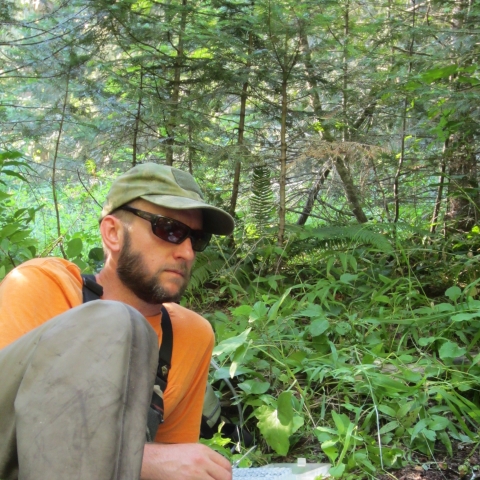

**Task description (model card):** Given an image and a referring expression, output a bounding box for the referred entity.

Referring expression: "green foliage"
[2,0,480,477]
[249,166,275,236]
[0,152,38,279]
[201,234,480,479]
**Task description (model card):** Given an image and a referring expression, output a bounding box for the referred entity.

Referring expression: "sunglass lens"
[153,218,212,252]
[191,232,212,252]
[153,219,189,244]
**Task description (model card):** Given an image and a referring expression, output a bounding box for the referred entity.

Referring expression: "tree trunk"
[300,13,368,225]
[296,168,331,225]
[335,155,368,223]
[132,68,143,167]
[230,32,252,217]
[278,71,288,246]
[52,69,70,259]
[430,139,448,234]
[394,0,415,223]
[165,0,187,166]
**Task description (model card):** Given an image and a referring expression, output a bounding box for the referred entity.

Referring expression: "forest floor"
[377,441,480,480]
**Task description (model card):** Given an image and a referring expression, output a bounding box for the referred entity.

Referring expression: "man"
[0,163,235,480]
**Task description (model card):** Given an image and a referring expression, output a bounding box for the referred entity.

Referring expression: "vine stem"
[51,67,70,259]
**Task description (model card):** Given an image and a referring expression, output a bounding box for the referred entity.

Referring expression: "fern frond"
[188,250,226,291]
[286,224,393,253]
[250,166,274,231]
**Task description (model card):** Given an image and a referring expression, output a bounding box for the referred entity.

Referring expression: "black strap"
[81,274,173,441]
[82,274,104,302]
[148,305,173,440]
[158,305,172,381]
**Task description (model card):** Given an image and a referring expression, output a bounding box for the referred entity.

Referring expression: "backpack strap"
[147,305,173,441]
[82,274,103,302]
[81,274,173,442]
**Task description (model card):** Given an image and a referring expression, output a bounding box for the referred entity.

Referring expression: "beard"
[116,230,190,305]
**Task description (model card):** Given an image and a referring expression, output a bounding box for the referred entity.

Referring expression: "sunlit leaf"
[439,341,466,360]
[213,328,252,356]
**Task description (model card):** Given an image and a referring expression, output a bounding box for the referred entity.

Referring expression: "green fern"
[250,166,274,232]
[188,249,227,292]
[286,224,393,253]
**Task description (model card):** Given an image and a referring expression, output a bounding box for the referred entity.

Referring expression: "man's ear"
[100,215,124,255]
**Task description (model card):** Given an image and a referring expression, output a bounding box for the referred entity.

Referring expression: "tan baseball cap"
[101,163,234,235]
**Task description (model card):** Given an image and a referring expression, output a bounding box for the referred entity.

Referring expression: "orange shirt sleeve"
[0,258,83,349]
[153,303,214,444]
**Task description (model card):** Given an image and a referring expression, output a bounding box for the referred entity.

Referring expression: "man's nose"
[173,237,196,261]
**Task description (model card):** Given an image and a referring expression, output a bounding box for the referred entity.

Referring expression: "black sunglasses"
[120,205,212,252]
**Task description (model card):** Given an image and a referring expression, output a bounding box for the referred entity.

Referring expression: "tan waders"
[0,300,158,480]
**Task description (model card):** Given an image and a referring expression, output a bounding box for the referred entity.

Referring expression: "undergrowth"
[188,228,480,479]
[3,156,480,478]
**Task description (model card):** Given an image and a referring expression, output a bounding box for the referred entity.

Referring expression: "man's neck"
[95,268,163,318]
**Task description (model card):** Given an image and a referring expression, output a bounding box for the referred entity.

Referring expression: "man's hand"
[141,443,232,480]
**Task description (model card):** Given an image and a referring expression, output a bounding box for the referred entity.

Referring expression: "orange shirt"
[0,257,214,444]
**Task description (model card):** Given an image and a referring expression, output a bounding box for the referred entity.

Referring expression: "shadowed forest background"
[1,1,480,478]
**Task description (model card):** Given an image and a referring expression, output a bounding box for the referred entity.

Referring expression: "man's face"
[116,201,202,305]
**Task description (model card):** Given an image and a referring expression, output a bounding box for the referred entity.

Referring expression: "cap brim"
[140,194,235,236]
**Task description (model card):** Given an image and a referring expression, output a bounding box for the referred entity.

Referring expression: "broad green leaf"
[255,404,303,455]
[66,238,83,258]
[332,411,349,435]
[329,463,346,478]
[421,65,458,83]
[277,392,293,425]
[249,301,268,322]
[373,295,390,304]
[378,405,396,417]
[300,304,323,317]
[237,380,270,395]
[268,288,292,321]
[445,286,462,301]
[309,318,329,337]
[229,342,249,378]
[379,421,400,435]
[0,223,20,239]
[212,365,252,381]
[340,273,358,284]
[433,302,455,312]
[0,151,22,161]
[418,336,437,346]
[335,322,351,335]
[378,274,392,284]
[337,421,355,464]
[352,451,376,472]
[321,440,339,463]
[88,247,104,261]
[451,312,480,322]
[410,418,428,442]
[371,374,412,393]
[428,415,450,431]
[2,170,28,182]
[232,305,252,317]
[438,341,466,360]
[213,328,252,356]
[422,429,436,442]
[72,258,87,271]
[0,191,11,201]
[315,426,339,438]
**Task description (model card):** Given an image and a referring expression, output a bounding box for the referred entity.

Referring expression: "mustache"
[160,262,190,276]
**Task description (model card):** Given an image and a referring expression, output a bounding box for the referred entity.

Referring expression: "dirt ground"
[377,442,480,480]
